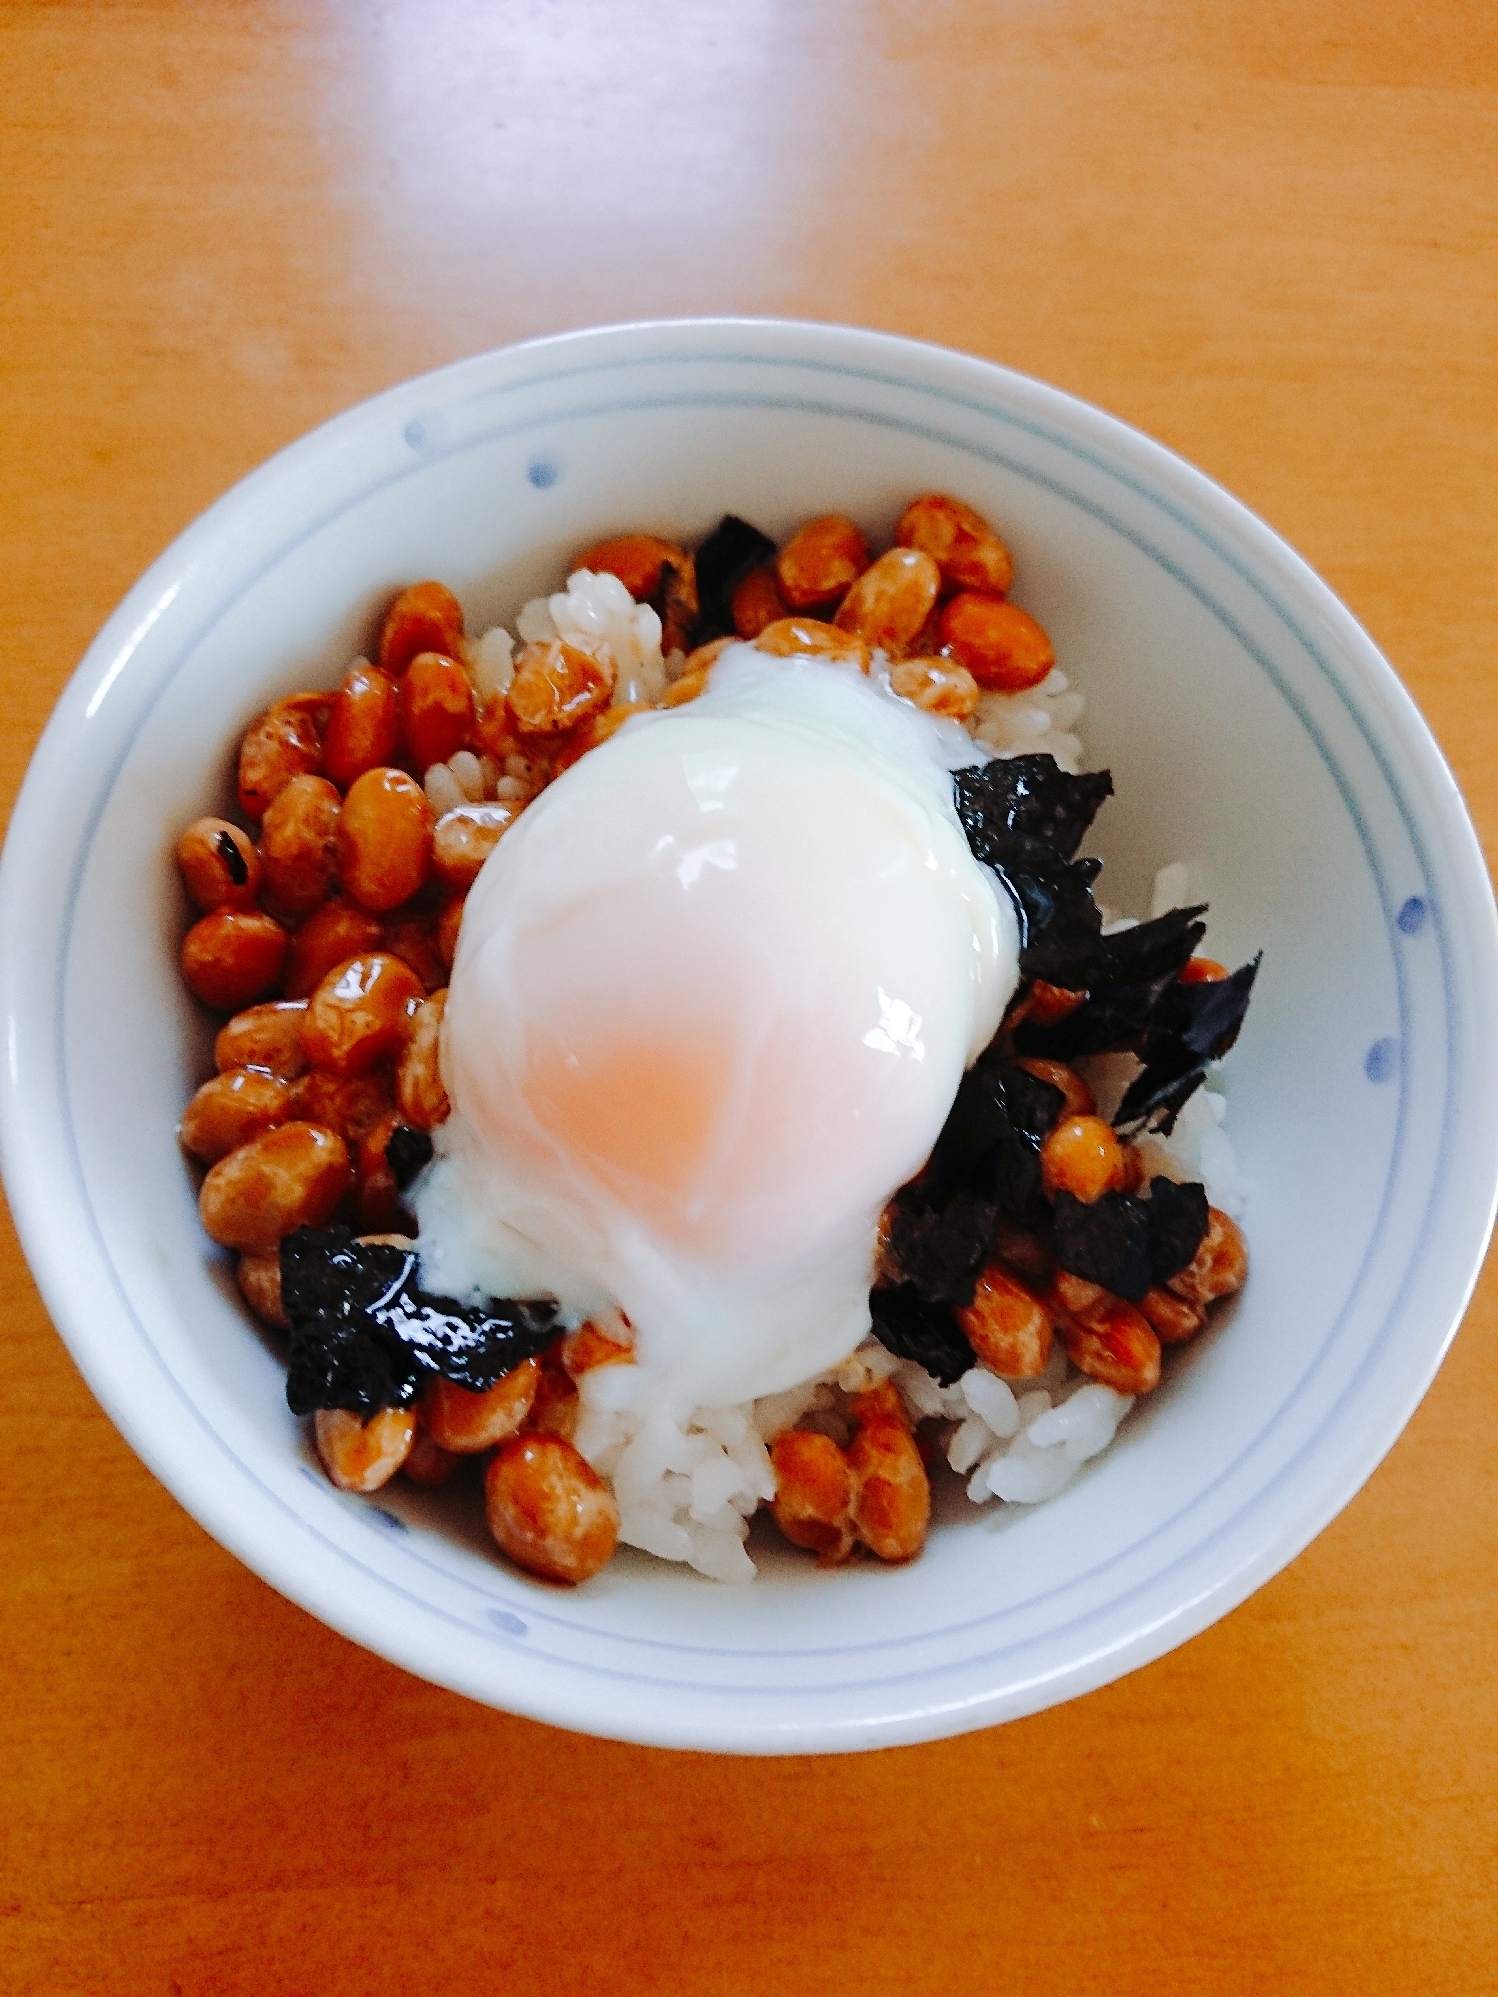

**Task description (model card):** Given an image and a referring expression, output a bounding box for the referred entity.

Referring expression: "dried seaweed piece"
[1114,956,1260,1132]
[954,755,1109,984]
[954,755,1114,862]
[1013,918,1203,1063]
[1018,904,1209,1022]
[953,752,1209,992]
[881,1191,1000,1305]
[215,828,249,887]
[1084,906,1210,988]
[932,1059,1065,1227]
[976,833,1108,986]
[688,514,778,645]
[878,1060,1061,1311]
[385,1124,433,1190]
[1052,1190,1154,1303]
[280,1226,560,1416]
[1051,1178,1212,1302]
[1146,1178,1210,1285]
[868,1285,974,1386]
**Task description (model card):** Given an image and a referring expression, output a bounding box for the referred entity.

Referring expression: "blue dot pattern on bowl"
[488,1609,529,1638]
[368,1508,408,1533]
[526,455,560,488]
[1397,896,1427,935]
[1365,1037,1400,1083]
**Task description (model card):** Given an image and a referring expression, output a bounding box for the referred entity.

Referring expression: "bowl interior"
[5,321,1493,1751]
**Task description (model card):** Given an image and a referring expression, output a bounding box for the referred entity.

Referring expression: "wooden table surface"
[3,4,1496,1991]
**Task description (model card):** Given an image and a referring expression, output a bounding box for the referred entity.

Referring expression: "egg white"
[414,648,1020,1410]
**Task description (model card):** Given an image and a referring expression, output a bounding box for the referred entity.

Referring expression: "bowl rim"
[3,314,1496,1752]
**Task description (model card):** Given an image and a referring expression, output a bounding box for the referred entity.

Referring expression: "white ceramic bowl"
[3,319,1495,1754]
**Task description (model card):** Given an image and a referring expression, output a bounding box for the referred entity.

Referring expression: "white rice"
[422,572,1244,1579]
[969,667,1086,772]
[514,568,672,706]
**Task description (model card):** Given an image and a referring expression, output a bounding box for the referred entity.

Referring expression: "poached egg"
[414,646,1019,1409]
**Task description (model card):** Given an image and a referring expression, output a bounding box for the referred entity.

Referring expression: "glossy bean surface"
[572,532,684,601]
[380,913,447,993]
[423,1358,541,1454]
[283,903,384,1001]
[485,1435,620,1585]
[833,546,941,652]
[180,909,289,1011]
[259,772,341,915]
[237,693,330,819]
[401,1425,460,1489]
[753,617,871,669]
[957,1263,1053,1377]
[769,1429,855,1563]
[337,767,432,911]
[895,492,1014,595]
[399,650,475,771]
[235,1250,288,1331]
[939,593,1055,692]
[290,1067,396,1145]
[849,1422,929,1563]
[198,1121,351,1251]
[1041,1114,1128,1203]
[1060,1298,1162,1396]
[887,655,980,719]
[1168,1208,1249,1307]
[179,1068,291,1162]
[377,580,465,678]
[395,989,450,1130]
[315,1406,417,1494]
[214,999,309,1079]
[323,662,400,790]
[730,563,789,637]
[506,638,614,734]
[301,951,424,1076]
[774,514,869,609]
[176,817,261,913]
[431,802,514,889]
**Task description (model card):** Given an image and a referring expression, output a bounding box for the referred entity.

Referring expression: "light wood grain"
[2,3,1495,1991]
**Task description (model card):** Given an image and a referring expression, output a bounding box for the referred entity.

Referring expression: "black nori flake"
[868,1285,975,1386]
[1052,1189,1154,1303]
[882,1191,1000,1305]
[940,1059,1065,1228]
[954,755,1114,862]
[1013,906,1207,1061]
[279,1225,560,1416]
[215,828,249,887]
[1146,1177,1210,1285]
[688,514,778,645]
[1051,1179,1212,1301]
[1113,955,1260,1132]
[954,756,1112,984]
[384,1123,434,1190]
[1019,894,1207,1004]
[953,753,1209,991]
[978,832,1108,986]
[878,1060,1061,1309]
